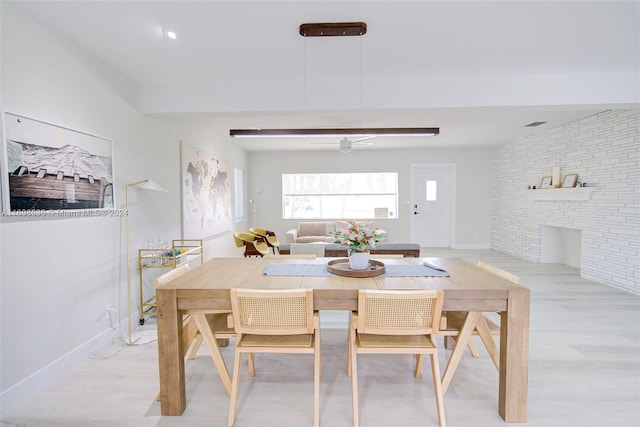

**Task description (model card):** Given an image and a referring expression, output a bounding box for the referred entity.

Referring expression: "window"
[234,168,245,220]
[282,173,398,219]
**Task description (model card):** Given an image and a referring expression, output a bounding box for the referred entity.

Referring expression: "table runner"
[263,263,449,277]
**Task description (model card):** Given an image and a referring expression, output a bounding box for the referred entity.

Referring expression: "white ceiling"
[8,1,640,152]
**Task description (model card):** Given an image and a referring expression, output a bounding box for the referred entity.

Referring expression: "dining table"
[156,256,530,422]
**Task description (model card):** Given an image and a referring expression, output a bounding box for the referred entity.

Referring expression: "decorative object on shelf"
[552,166,561,188]
[125,179,168,345]
[330,220,385,270]
[562,173,578,188]
[540,176,552,189]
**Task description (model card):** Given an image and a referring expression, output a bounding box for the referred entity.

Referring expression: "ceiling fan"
[311,136,375,153]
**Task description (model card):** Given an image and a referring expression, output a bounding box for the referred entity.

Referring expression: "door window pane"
[426,180,437,201]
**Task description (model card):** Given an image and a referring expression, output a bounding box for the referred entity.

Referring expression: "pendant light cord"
[360,35,363,128]
[304,36,308,129]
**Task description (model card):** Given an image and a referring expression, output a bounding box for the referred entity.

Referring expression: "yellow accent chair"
[233,231,270,257]
[249,227,280,254]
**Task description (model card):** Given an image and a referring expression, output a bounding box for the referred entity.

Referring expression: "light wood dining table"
[156,256,530,422]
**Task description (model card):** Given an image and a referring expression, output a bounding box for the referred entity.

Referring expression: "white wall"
[491,110,640,293]
[0,4,247,415]
[247,147,492,248]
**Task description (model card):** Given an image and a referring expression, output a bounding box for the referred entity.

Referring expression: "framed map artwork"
[180,142,231,238]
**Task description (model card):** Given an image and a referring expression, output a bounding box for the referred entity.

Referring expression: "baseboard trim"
[0,327,116,417]
[453,243,491,249]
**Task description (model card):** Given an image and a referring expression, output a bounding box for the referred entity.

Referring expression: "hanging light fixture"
[230,127,440,138]
[229,22,439,140]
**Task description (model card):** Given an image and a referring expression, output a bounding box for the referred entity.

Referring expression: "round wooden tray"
[327,258,386,277]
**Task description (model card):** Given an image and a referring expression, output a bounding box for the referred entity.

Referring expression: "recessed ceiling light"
[161,29,177,40]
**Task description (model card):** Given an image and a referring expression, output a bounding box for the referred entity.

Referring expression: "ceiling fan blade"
[352,135,376,143]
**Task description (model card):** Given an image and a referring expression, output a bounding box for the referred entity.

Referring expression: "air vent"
[525,121,547,127]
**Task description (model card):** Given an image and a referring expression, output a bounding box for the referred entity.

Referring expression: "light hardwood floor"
[2,250,639,427]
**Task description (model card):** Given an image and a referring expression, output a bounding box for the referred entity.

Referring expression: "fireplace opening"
[541,226,582,269]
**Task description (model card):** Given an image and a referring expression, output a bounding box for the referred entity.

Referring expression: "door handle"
[414,204,419,215]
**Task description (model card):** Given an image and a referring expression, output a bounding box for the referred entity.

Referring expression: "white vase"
[349,251,370,270]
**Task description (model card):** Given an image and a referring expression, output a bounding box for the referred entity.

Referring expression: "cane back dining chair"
[348,289,446,427]
[439,261,519,371]
[154,264,236,399]
[228,288,321,427]
[249,227,280,254]
[233,231,270,257]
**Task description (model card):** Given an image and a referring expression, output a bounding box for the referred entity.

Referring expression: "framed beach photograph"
[540,176,552,189]
[1,112,115,214]
[562,174,578,188]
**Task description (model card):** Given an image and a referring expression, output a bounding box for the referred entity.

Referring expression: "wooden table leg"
[191,313,232,395]
[499,288,530,422]
[156,288,186,415]
[441,311,482,394]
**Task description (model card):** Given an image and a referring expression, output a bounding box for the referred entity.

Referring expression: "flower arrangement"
[330,220,385,255]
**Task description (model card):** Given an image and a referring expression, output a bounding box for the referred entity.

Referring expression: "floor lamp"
[125,179,168,345]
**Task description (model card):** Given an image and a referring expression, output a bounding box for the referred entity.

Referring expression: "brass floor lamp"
[125,179,167,345]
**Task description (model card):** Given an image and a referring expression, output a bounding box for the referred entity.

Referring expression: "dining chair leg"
[441,311,482,394]
[467,339,480,357]
[414,354,424,378]
[475,316,500,371]
[444,336,455,350]
[314,342,320,427]
[349,317,359,427]
[430,353,447,427]
[317,318,322,378]
[347,313,353,377]
[186,334,203,360]
[228,349,243,427]
[192,313,232,395]
[247,353,256,376]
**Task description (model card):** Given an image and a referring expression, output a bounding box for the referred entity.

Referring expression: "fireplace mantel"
[528,187,595,201]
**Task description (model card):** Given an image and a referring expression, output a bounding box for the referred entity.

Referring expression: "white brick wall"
[492,110,640,293]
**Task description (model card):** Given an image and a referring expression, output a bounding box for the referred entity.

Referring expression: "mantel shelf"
[527,187,594,201]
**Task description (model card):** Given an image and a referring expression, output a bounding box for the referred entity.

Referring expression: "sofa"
[286,221,388,244]
[286,221,337,243]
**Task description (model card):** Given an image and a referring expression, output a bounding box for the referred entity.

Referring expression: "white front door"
[410,164,454,247]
